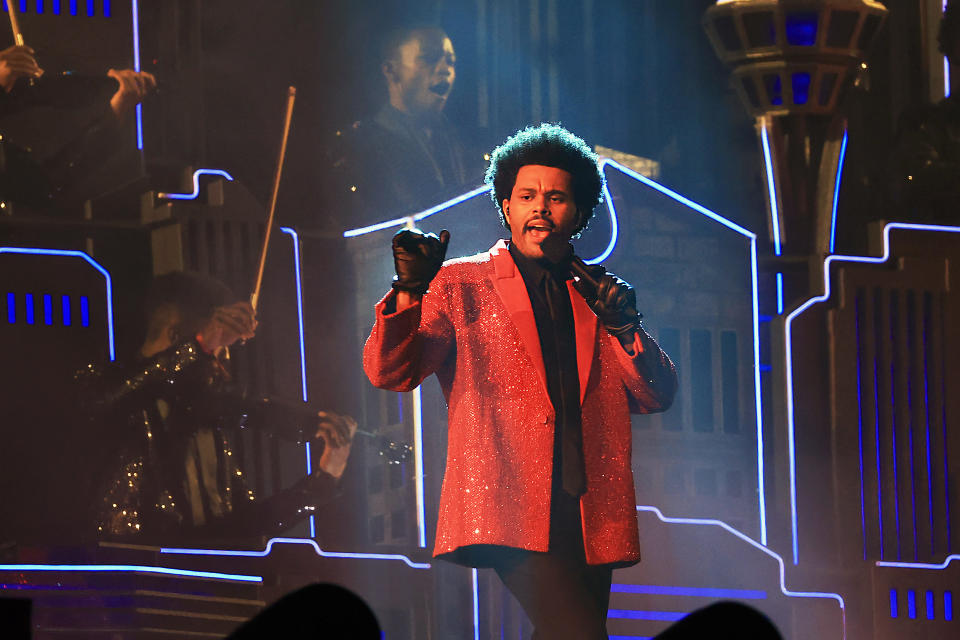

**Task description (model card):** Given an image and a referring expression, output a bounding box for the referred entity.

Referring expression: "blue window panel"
[24,293,35,325]
[52,0,59,14]
[889,588,898,618]
[61,295,71,326]
[42,294,52,325]
[907,589,917,619]
[792,72,811,105]
[80,295,90,327]
[785,12,818,46]
[764,74,783,106]
[103,0,109,17]
[945,591,953,621]
[36,0,43,13]
[86,0,93,16]
[70,0,77,16]
[6,293,14,324]
[19,1,27,14]
[926,590,935,620]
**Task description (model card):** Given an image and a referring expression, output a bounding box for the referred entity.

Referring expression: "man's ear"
[382,60,397,84]
[502,199,511,224]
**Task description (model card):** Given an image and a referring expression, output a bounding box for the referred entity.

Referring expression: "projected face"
[386,30,456,118]
[502,165,580,260]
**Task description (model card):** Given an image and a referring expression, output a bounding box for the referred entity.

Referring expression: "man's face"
[502,165,580,260]
[387,31,456,118]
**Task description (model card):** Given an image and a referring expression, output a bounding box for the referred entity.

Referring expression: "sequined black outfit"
[76,342,337,543]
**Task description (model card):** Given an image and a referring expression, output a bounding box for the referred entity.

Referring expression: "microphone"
[540,233,600,295]
[540,233,643,329]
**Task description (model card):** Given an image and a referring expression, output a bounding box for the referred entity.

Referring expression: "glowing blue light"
[946,591,954,621]
[855,298,867,560]
[24,293,34,324]
[342,185,489,238]
[792,72,811,105]
[86,0,92,16]
[830,129,848,254]
[890,589,898,618]
[157,169,235,200]
[876,554,960,570]
[785,223,960,565]
[103,0,110,17]
[413,385,426,548]
[6,293,14,324]
[608,610,686,621]
[0,248,115,360]
[80,295,90,327]
[637,504,847,638]
[785,12,818,46]
[70,0,76,16]
[472,568,480,640]
[160,536,432,570]
[611,584,766,599]
[776,272,784,315]
[42,294,52,325]
[760,124,783,256]
[131,0,142,149]
[908,589,917,618]
[946,1,952,98]
[927,590,935,619]
[0,564,261,582]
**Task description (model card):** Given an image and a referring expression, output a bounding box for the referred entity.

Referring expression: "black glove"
[391,228,450,295]
[573,264,643,338]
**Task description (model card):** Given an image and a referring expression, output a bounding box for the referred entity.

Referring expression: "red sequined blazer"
[363,240,677,566]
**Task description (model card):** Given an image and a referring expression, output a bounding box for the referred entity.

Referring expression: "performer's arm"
[364,228,454,391]
[574,265,678,412]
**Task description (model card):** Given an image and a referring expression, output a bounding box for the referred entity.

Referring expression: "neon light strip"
[157,169,235,200]
[131,0,142,149]
[472,568,480,640]
[608,610,685,621]
[612,584,766,599]
[587,158,622,264]
[829,129,848,254]
[637,505,846,638]
[0,564,261,583]
[760,123,783,256]
[160,536,431,570]
[876,554,960,570]
[855,296,868,560]
[0,248,115,360]
[784,222,960,565]
[776,272,784,315]
[945,1,952,98]
[280,228,308,403]
[342,185,489,238]
[412,385,427,548]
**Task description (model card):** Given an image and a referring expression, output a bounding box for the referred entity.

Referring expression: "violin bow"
[250,85,296,312]
[7,0,25,46]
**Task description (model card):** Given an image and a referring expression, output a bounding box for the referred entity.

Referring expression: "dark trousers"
[492,489,613,640]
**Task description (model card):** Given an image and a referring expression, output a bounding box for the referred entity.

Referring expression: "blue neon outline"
[945,2,952,98]
[280,226,314,538]
[611,584,766,599]
[342,185,489,238]
[829,130,848,254]
[0,564,261,583]
[280,228,308,403]
[42,293,52,325]
[946,590,954,621]
[412,385,427,548]
[131,0,142,149]
[608,610,686,621]
[158,169,235,200]
[926,589,935,619]
[24,293,34,324]
[923,304,936,553]
[876,554,960,570]
[6,292,13,323]
[0,247,115,360]
[784,222,960,565]
[61,294,71,326]
[890,304,902,561]
[637,505,847,637]
[159,536,431,570]
[908,589,917,619]
[776,272,784,315]
[890,588,898,618]
[760,123,783,256]
[472,568,480,640]
[855,296,868,560]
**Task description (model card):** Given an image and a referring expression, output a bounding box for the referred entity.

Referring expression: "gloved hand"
[573,264,643,338]
[391,228,450,295]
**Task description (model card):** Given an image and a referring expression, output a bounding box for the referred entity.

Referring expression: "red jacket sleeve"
[362,281,455,393]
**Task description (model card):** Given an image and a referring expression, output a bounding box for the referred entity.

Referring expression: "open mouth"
[525,221,554,241]
[429,81,451,96]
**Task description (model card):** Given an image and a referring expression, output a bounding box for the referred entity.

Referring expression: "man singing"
[363,123,677,638]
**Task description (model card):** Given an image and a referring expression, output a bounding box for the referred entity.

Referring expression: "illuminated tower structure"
[706,3,960,639]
